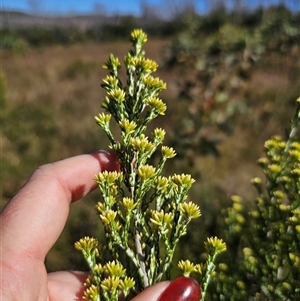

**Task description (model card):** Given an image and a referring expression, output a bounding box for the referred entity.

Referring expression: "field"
[1,6,300,299]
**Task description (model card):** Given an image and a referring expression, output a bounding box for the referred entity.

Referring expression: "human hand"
[0,151,200,301]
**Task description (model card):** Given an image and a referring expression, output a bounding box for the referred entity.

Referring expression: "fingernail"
[158,276,202,301]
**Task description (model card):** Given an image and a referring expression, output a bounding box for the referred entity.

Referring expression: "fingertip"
[48,271,88,301]
[157,277,202,301]
[131,282,170,301]
[90,150,120,173]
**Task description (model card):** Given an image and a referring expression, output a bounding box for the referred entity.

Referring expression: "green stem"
[202,253,217,301]
[135,233,149,287]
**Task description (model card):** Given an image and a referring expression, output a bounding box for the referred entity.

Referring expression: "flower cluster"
[177,236,226,301]
[216,98,300,300]
[75,237,135,301]
[75,28,229,301]
[75,29,222,300]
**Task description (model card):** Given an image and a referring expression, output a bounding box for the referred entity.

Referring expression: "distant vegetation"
[2,3,299,48]
[1,3,300,300]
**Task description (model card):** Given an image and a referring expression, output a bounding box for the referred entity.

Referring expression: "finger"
[48,274,169,301]
[131,282,170,301]
[47,271,88,301]
[1,150,119,261]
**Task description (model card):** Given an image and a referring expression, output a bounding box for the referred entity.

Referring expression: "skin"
[0,150,169,301]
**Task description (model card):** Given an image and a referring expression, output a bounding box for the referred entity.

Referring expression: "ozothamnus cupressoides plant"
[214,97,300,300]
[75,29,226,301]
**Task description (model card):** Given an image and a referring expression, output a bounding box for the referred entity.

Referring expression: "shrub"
[212,98,300,300]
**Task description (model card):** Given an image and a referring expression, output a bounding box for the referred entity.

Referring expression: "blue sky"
[2,0,299,15]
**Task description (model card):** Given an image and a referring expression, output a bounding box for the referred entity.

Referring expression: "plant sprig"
[76,29,225,301]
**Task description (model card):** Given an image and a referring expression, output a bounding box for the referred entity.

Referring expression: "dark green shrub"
[0,33,28,53]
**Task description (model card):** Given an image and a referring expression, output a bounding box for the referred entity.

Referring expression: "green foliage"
[257,6,300,50]
[212,98,300,300]
[2,5,299,49]
[0,32,28,53]
[1,27,86,48]
[163,5,299,163]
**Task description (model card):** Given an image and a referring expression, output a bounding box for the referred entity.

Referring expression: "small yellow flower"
[143,76,166,91]
[84,274,95,287]
[150,209,173,226]
[273,190,285,199]
[100,276,120,292]
[107,88,126,103]
[155,176,169,192]
[236,280,246,290]
[282,282,292,291]
[102,75,119,89]
[131,135,154,154]
[248,256,257,265]
[249,210,260,218]
[264,136,284,151]
[236,213,245,224]
[279,204,289,212]
[74,236,99,252]
[268,164,281,174]
[131,29,148,45]
[95,113,111,127]
[231,195,242,203]
[194,263,205,276]
[205,237,226,254]
[94,263,104,276]
[95,202,105,213]
[278,175,292,183]
[119,119,137,135]
[133,57,158,73]
[138,165,156,180]
[178,259,196,276]
[103,53,121,70]
[179,202,201,219]
[147,98,167,115]
[153,128,166,142]
[94,171,123,186]
[258,157,269,166]
[243,247,253,256]
[233,202,243,212]
[291,168,300,176]
[83,284,100,300]
[171,174,195,186]
[119,277,135,289]
[104,261,126,277]
[113,221,122,231]
[119,277,135,297]
[122,197,137,211]
[161,146,176,159]
[100,210,117,224]
[291,141,300,150]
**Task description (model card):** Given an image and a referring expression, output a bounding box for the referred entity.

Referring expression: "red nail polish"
[158,276,202,301]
